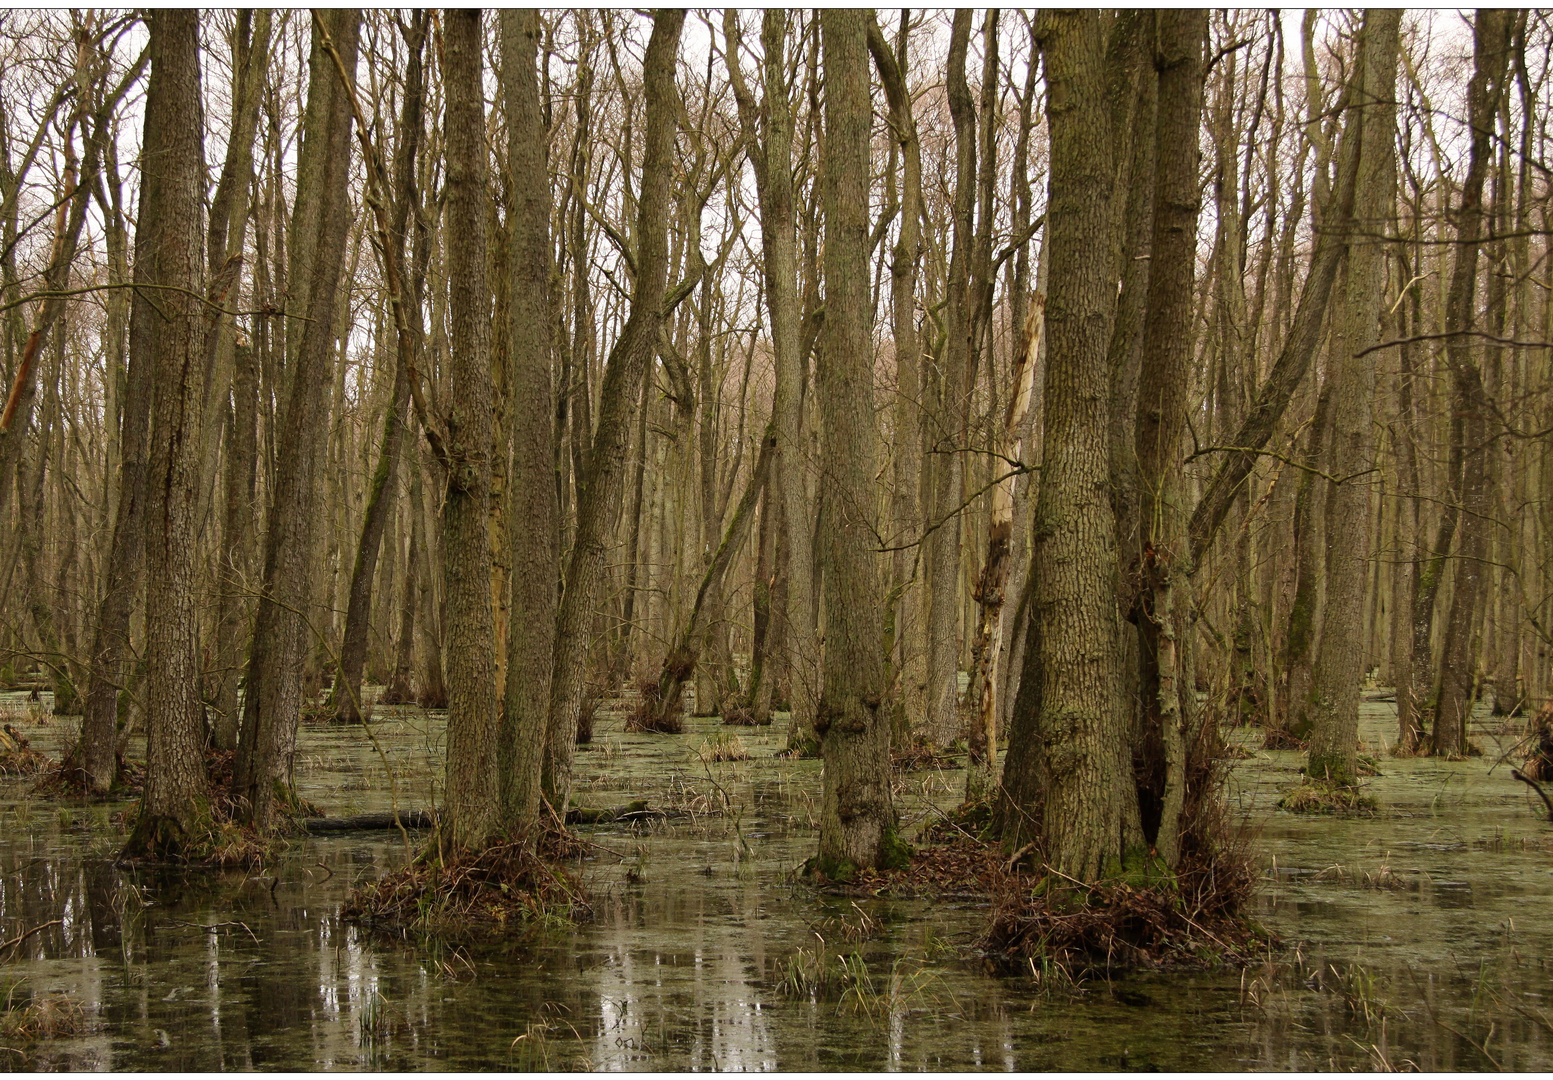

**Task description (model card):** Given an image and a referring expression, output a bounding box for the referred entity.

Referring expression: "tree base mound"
[0,724,50,777]
[1278,778,1377,814]
[343,835,592,937]
[841,804,1266,973]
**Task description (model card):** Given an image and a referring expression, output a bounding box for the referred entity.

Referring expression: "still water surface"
[2,693,1551,1070]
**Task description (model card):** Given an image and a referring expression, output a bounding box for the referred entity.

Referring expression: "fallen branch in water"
[1511,769,1553,821]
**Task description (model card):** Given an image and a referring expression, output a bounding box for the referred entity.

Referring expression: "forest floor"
[1,687,1551,1069]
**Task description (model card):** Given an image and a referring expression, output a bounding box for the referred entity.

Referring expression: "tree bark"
[499,7,560,835]
[440,7,501,851]
[998,11,1125,882]
[329,12,426,726]
[1433,10,1513,758]
[725,10,820,755]
[121,10,210,859]
[813,8,897,879]
[1131,9,1207,866]
[925,11,976,749]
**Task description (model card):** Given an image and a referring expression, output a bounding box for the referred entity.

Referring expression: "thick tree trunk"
[121,10,210,860]
[1307,10,1400,786]
[998,11,1125,882]
[234,10,360,830]
[499,7,560,835]
[329,14,425,726]
[813,9,896,879]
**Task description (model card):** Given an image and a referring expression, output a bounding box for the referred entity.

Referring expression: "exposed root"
[1260,727,1306,751]
[981,838,1266,975]
[31,747,144,798]
[343,833,592,937]
[625,678,682,734]
[721,705,770,727]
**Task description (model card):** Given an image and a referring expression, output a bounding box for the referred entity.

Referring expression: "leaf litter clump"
[343,830,593,938]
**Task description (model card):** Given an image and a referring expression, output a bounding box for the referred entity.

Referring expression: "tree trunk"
[925,12,976,749]
[329,13,426,726]
[121,10,210,860]
[998,11,1124,882]
[439,7,501,851]
[868,13,926,743]
[234,10,360,830]
[499,7,560,834]
[1131,9,1207,866]
[725,10,820,755]
[1306,10,1400,786]
[1433,11,1513,758]
[543,9,683,813]
[813,8,896,879]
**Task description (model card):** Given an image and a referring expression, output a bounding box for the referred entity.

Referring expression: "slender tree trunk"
[1131,9,1208,867]
[234,10,360,830]
[500,7,560,834]
[1307,10,1400,786]
[543,10,683,813]
[924,12,976,750]
[726,10,820,755]
[329,13,426,726]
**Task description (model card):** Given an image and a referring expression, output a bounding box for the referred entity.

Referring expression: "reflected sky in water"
[2,693,1551,1070]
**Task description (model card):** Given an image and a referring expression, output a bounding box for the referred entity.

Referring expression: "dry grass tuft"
[1,986,85,1045]
[696,733,749,763]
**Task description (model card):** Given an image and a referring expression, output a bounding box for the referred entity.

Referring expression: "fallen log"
[302,810,437,833]
[299,801,682,833]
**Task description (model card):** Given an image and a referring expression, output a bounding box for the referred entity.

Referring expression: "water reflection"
[1,695,1551,1069]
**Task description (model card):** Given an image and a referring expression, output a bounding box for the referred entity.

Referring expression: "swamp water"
[2,692,1551,1071]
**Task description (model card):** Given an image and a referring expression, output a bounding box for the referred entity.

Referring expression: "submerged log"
[300,801,681,833]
